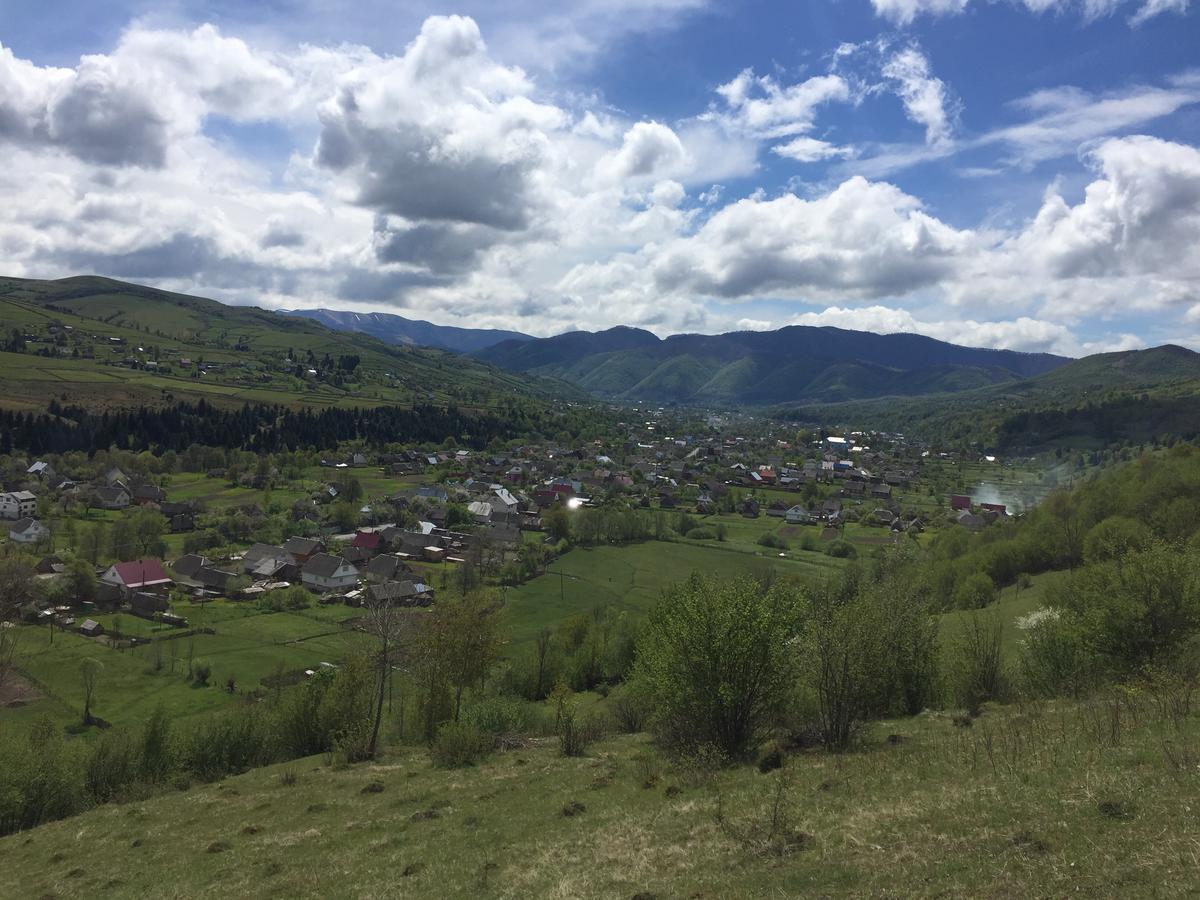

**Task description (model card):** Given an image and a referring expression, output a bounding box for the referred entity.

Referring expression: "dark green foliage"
[429,722,493,768]
[635,573,805,759]
[1066,548,1200,674]
[824,539,857,559]
[803,552,940,751]
[949,612,1007,714]
[757,533,786,550]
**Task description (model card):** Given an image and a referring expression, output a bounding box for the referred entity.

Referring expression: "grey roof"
[304,553,357,579]
[283,536,324,555]
[172,554,208,578]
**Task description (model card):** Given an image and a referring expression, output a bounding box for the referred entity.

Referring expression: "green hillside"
[2,698,1196,899]
[477,324,1068,406]
[781,345,1200,449]
[0,276,567,411]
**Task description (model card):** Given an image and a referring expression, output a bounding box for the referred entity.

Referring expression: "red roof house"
[351,531,383,552]
[950,495,972,511]
[101,558,174,594]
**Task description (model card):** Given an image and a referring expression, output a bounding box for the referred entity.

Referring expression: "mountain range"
[473,325,1070,405]
[283,308,532,354]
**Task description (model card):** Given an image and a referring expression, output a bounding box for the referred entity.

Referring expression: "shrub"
[757,533,786,550]
[634,574,804,759]
[610,685,653,734]
[1066,548,1200,674]
[686,527,715,540]
[192,660,212,686]
[461,694,543,738]
[824,540,857,559]
[1017,607,1095,698]
[430,722,493,768]
[954,573,997,610]
[802,558,939,751]
[949,612,1007,714]
[551,682,605,757]
[84,729,139,804]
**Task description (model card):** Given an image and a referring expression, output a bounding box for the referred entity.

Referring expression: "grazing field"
[5,600,369,735]
[2,693,1197,899]
[501,540,846,651]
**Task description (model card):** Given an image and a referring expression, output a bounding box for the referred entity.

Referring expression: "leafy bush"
[757,533,786,550]
[1017,607,1095,698]
[953,573,997,610]
[635,574,804,759]
[192,660,212,686]
[948,612,1008,714]
[430,722,493,768]
[551,682,606,757]
[1065,548,1200,675]
[824,540,857,559]
[461,694,543,737]
[609,685,653,734]
[686,527,715,540]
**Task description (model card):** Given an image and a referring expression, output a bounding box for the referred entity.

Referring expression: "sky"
[1,0,1198,356]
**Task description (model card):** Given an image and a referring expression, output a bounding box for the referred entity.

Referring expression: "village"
[0,412,1058,659]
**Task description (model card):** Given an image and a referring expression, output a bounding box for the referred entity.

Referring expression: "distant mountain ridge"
[284,308,533,353]
[474,324,1070,405]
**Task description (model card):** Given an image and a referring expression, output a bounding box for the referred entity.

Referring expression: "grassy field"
[2,689,1197,899]
[501,540,846,651]
[4,600,369,735]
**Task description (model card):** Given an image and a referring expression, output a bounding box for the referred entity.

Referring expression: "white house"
[26,461,54,480]
[785,505,815,526]
[8,517,49,544]
[0,491,37,521]
[301,553,360,592]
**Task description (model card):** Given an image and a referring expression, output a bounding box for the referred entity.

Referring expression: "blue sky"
[1,0,1198,354]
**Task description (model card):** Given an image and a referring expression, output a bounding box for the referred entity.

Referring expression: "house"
[26,461,54,480]
[194,566,239,594]
[956,509,984,529]
[468,500,494,522]
[980,502,1008,516]
[94,485,131,510]
[172,554,208,579]
[0,491,37,520]
[301,553,360,592]
[351,531,384,555]
[8,517,50,544]
[132,483,167,506]
[129,592,169,616]
[950,494,972,511]
[283,536,326,564]
[241,543,294,578]
[871,484,893,500]
[366,579,433,607]
[35,554,66,575]
[100,558,173,596]
[366,553,411,583]
[104,466,128,486]
[79,619,104,637]
[785,505,814,525]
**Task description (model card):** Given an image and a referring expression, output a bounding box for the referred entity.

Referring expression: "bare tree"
[533,626,553,700]
[0,622,20,693]
[80,657,102,725]
[361,598,414,758]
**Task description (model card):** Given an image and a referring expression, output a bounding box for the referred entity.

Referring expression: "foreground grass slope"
[2,692,1197,899]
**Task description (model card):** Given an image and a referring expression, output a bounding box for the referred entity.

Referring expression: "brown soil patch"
[0,673,45,707]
